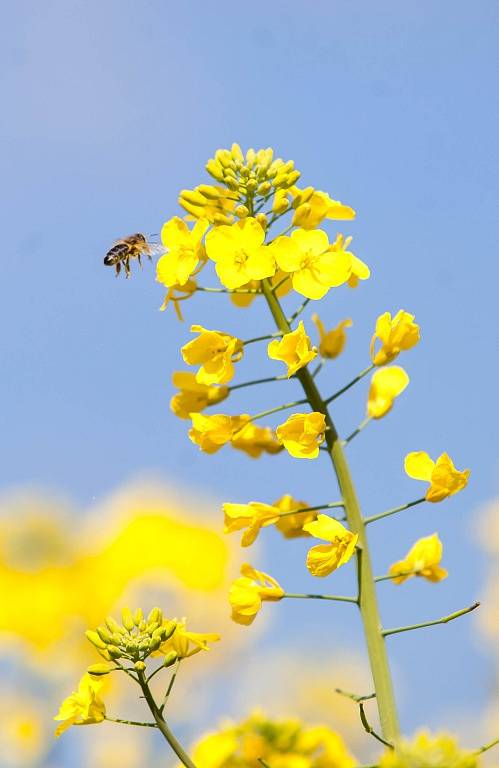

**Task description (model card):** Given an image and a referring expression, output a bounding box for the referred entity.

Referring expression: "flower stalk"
[382,601,480,637]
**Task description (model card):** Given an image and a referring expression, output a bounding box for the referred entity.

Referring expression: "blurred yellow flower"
[271,229,351,300]
[229,564,284,625]
[389,533,448,584]
[367,366,409,418]
[206,218,276,289]
[181,325,243,385]
[276,412,326,459]
[292,189,355,229]
[311,314,352,359]
[160,619,220,659]
[179,185,236,225]
[0,693,47,768]
[267,321,317,377]
[54,673,106,737]
[379,731,480,768]
[170,372,229,419]
[223,502,281,546]
[405,451,470,502]
[273,494,315,539]
[231,423,282,459]
[370,310,420,366]
[189,413,250,454]
[156,217,208,288]
[303,515,358,578]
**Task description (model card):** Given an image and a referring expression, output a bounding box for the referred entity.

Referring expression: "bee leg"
[137,253,143,268]
[124,257,131,278]
[115,262,121,277]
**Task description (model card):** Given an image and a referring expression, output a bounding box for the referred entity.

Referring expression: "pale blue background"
[1,0,498,763]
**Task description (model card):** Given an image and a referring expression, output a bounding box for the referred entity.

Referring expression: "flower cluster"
[379,731,481,768]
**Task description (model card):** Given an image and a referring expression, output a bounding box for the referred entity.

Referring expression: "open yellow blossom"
[405,451,470,502]
[328,234,370,288]
[271,229,352,300]
[205,218,276,289]
[54,674,106,737]
[189,413,250,454]
[231,422,282,458]
[170,372,228,419]
[367,366,409,418]
[312,314,352,359]
[156,217,209,288]
[159,619,220,658]
[379,731,480,768]
[181,325,243,385]
[276,412,326,459]
[159,278,197,320]
[389,533,448,584]
[223,502,281,546]
[229,563,284,625]
[370,310,420,366]
[292,189,356,229]
[267,321,317,377]
[303,515,358,577]
[274,494,315,538]
[179,185,236,225]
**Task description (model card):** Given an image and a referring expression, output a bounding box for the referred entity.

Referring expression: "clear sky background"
[1,0,498,754]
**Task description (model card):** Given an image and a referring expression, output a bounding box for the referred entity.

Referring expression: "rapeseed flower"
[54,674,106,737]
[311,314,352,359]
[159,618,220,659]
[292,189,356,229]
[379,731,480,768]
[370,310,420,366]
[181,325,243,385]
[303,515,358,577]
[404,451,470,502]
[189,413,250,454]
[367,366,409,418]
[170,372,228,419]
[276,412,326,459]
[223,502,281,546]
[231,422,282,458]
[229,564,284,625]
[273,494,315,538]
[389,533,448,584]
[267,321,317,377]
[156,217,209,288]
[205,218,276,289]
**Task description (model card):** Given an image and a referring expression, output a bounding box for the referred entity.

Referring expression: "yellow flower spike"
[156,217,208,288]
[273,494,315,538]
[379,731,480,768]
[170,371,228,419]
[223,502,281,546]
[229,563,284,625]
[271,229,352,300]
[389,533,448,584]
[54,674,106,737]
[205,218,276,289]
[159,619,220,659]
[276,412,326,459]
[404,451,470,502]
[367,366,409,419]
[370,310,421,366]
[303,515,358,577]
[181,325,243,385]
[230,422,283,458]
[291,189,356,230]
[267,321,317,377]
[311,314,352,359]
[189,413,250,454]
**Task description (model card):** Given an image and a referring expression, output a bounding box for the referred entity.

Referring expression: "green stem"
[243,331,283,346]
[105,716,157,728]
[475,737,499,755]
[196,286,261,294]
[261,279,400,742]
[137,670,196,768]
[344,416,372,445]
[249,398,308,423]
[228,374,288,391]
[159,659,182,714]
[383,602,480,637]
[283,593,358,604]
[365,498,426,525]
[325,364,375,404]
[375,570,419,583]
[335,688,376,703]
[359,701,393,748]
[287,298,311,324]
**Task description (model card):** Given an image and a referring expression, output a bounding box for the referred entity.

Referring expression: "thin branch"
[248,398,309,423]
[325,364,375,404]
[375,570,420,583]
[287,298,311,325]
[243,331,283,346]
[159,659,182,714]
[105,716,157,728]
[228,374,288,391]
[258,760,272,768]
[311,360,324,378]
[364,498,426,525]
[283,593,358,604]
[343,416,372,445]
[359,702,394,748]
[271,275,290,293]
[475,737,499,755]
[196,286,262,295]
[383,602,480,637]
[335,688,376,704]
[278,500,345,518]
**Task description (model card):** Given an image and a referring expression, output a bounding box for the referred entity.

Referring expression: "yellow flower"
[404,451,470,502]
[159,278,197,320]
[303,515,358,577]
[370,310,420,366]
[223,502,281,546]
[231,422,283,458]
[54,674,106,737]
[267,321,317,377]
[170,372,228,419]
[189,413,250,454]
[271,229,352,300]
[160,619,220,658]
[328,234,370,288]
[156,217,209,288]
[389,533,448,584]
[229,563,284,625]
[292,189,356,229]
[379,731,480,768]
[192,731,239,768]
[311,314,352,359]
[181,325,243,385]
[178,185,236,225]
[367,366,409,418]
[273,494,315,538]
[276,412,326,459]
[205,218,276,289]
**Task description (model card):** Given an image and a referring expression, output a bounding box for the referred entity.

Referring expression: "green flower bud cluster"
[206,144,301,199]
[85,607,177,669]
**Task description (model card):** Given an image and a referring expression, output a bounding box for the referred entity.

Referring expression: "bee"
[104,233,165,277]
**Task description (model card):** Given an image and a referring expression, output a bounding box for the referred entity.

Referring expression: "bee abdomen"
[104,243,128,265]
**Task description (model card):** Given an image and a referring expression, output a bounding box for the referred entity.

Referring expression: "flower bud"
[134,661,146,672]
[205,160,224,182]
[139,620,147,632]
[215,149,232,167]
[246,179,258,193]
[293,186,314,206]
[87,663,113,676]
[147,608,163,625]
[108,646,123,659]
[235,205,249,218]
[231,143,244,162]
[133,609,143,626]
[213,212,232,225]
[257,181,271,196]
[105,616,123,635]
[139,640,150,652]
[85,629,107,650]
[162,651,179,668]
[246,148,256,167]
[162,620,177,641]
[285,170,301,187]
[255,213,268,229]
[149,635,161,652]
[121,608,135,632]
[111,633,123,646]
[197,184,221,200]
[97,626,114,644]
[292,203,311,227]
[146,621,160,635]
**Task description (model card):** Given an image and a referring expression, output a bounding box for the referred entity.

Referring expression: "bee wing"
[145,243,167,257]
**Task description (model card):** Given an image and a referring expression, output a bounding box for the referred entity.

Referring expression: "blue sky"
[1,0,498,752]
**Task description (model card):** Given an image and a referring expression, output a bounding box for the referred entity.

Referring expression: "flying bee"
[104,233,165,277]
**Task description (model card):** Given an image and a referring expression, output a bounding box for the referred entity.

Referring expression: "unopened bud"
[149,636,161,652]
[215,149,232,167]
[257,181,271,196]
[139,640,150,652]
[246,179,258,193]
[85,630,107,650]
[147,608,163,625]
[97,626,114,644]
[108,646,122,659]
[293,186,314,206]
[246,148,256,167]
[105,616,123,635]
[146,621,160,635]
[87,663,113,676]
[235,204,249,218]
[197,184,221,200]
[206,160,224,182]
[162,621,177,641]
[213,212,232,225]
[121,608,135,632]
[134,661,146,672]
[179,189,206,206]
[162,651,179,668]
[255,213,268,229]
[133,609,143,626]
[292,203,311,227]
[285,170,301,187]
[231,143,244,163]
